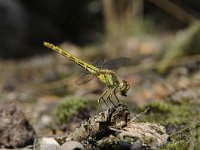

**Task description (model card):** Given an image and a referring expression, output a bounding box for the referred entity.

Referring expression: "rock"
[96,122,169,150]
[60,141,84,150]
[33,138,84,150]
[54,104,169,150]
[118,122,169,150]
[131,140,142,150]
[0,103,36,148]
[33,137,60,150]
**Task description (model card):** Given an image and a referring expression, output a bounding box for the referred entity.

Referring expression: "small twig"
[108,127,123,132]
[130,107,150,122]
[170,120,200,137]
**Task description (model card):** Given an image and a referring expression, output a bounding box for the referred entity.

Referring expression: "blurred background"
[0,0,199,58]
[0,0,200,149]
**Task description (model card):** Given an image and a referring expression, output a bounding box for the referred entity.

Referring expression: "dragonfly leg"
[98,89,109,111]
[114,88,120,104]
[106,87,117,107]
[102,97,110,109]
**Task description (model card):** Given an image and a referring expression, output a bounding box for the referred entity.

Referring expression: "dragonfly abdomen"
[44,42,99,75]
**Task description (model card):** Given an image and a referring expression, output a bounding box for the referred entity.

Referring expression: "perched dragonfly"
[44,42,130,111]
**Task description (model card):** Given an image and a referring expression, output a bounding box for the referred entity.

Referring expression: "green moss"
[159,139,189,150]
[53,97,86,125]
[139,98,200,150]
[159,123,200,150]
[141,99,198,125]
[195,127,200,149]
[146,101,171,113]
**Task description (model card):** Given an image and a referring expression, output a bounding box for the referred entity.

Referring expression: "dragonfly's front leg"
[98,88,109,111]
[114,88,120,104]
[106,87,117,107]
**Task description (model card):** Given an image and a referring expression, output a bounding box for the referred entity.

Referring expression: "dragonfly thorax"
[118,80,130,97]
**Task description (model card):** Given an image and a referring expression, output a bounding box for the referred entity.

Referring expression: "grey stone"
[60,141,84,150]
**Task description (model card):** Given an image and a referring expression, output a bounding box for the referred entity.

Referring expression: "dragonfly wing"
[75,58,104,86]
[102,57,131,70]
[75,73,95,86]
[93,58,105,68]
[77,58,105,74]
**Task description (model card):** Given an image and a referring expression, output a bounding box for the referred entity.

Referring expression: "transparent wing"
[93,58,105,69]
[75,73,95,86]
[102,57,131,70]
[75,58,104,86]
[77,58,105,74]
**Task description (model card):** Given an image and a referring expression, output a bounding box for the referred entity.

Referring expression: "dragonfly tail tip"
[43,41,48,46]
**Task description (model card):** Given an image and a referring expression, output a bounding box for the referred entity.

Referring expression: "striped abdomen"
[44,42,99,75]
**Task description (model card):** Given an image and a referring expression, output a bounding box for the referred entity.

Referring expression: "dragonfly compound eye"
[119,80,130,97]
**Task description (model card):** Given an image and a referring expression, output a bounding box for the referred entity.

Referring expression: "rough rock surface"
[60,141,84,150]
[34,137,60,150]
[36,104,169,150]
[0,103,36,148]
[59,104,169,149]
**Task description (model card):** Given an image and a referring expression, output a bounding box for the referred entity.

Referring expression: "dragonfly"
[43,42,130,111]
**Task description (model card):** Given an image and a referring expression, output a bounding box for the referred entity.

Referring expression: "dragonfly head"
[119,80,130,97]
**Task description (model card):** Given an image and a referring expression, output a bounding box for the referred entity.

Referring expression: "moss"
[160,123,200,150]
[141,99,198,125]
[139,97,200,150]
[146,101,171,114]
[159,139,189,150]
[53,97,86,125]
[195,127,200,149]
